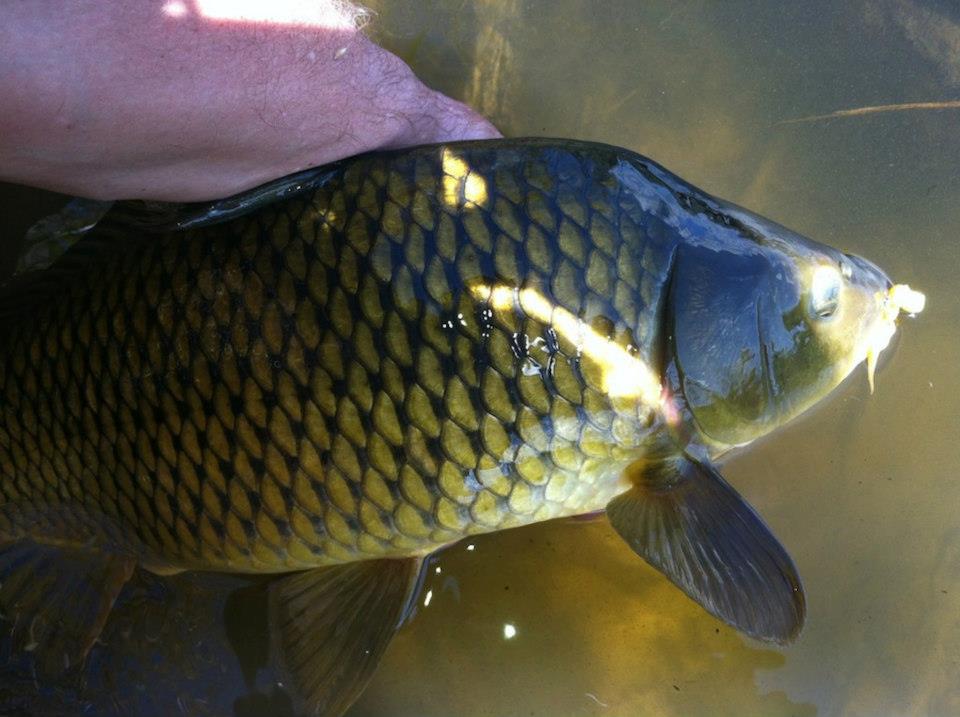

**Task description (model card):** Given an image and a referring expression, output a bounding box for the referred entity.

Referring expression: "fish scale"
[0,142,674,574]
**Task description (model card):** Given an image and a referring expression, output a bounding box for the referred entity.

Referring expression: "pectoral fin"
[606,455,805,643]
[268,557,426,717]
[0,540,135,676]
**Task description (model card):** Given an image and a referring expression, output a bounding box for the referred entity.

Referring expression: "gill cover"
[669,242,801,446]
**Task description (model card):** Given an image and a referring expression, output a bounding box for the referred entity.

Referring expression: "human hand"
[0,0,501,202]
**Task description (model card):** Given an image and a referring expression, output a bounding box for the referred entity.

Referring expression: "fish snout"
[845,252,925,393]
[843,252,892,292]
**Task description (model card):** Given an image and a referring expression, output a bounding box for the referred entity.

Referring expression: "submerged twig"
[585,692,609,708]
[777,100,960,126]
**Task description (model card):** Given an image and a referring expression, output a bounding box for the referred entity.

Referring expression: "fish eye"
[810,265,842,319]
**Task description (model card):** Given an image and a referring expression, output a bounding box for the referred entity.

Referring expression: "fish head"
[668,212,923,450]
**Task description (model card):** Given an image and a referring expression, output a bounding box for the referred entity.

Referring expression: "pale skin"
[0,0,501,201]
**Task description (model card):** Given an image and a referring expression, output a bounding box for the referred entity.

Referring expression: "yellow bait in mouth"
[866,284,926,393]
[889,284,926,315]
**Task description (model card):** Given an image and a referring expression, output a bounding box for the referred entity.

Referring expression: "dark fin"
[16,197,114,275]
[0,209,155,324]
[0,164,341,324]
[606,455,805,643]
[0,540,135,676]
[268,557,426,717]
[98,163,342,233]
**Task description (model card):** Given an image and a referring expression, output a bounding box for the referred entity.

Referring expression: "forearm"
[0,0,498,201]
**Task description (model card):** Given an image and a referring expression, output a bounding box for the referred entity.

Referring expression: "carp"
[0,139,923,715]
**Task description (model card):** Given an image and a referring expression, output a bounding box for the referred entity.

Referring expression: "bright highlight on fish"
[0,139,923,717]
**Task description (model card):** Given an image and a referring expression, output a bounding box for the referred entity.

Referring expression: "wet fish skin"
[0,138,915,715]
[0,140,678,572]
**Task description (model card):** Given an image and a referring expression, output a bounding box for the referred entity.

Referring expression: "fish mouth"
[840,253,925,393]
[862,280,926,393]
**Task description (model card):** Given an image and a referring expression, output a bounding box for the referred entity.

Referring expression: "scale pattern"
[0,141,680,572]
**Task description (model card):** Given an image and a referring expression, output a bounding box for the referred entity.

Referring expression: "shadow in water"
[0,570,292,717]
[0,519,816,717]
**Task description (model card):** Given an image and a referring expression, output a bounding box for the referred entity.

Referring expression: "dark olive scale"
[0,140,683,573]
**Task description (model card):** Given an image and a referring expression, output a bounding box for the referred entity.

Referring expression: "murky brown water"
[1,1,958,716]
